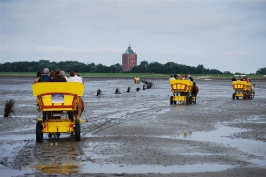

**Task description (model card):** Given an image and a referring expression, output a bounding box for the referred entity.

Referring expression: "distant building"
[122,45,137,71]
[224,71,231,74]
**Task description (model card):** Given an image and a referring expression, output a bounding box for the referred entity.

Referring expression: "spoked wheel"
[232,93,235,100]
[75,120,81,141]
[36,121,43,142]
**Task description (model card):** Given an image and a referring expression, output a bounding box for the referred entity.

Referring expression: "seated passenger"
[67,70,83,83]
[52,68,67,82]
[38,68,52,82]
[34,71,42,84]
[74,70,84,84]
[67,70,84,121]
[182,74,191,80]
[169,75,175,80]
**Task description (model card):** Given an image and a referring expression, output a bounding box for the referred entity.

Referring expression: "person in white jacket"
[67,70,83,83]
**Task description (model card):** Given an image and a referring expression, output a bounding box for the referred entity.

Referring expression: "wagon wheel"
[189,96,192,104]
[170,96,173,104]
[36,121,43,142]
[186,96,189,105]
[68,111,74,122]
[42,112,46,123]
[243,93,246,100]
[75,120,81,141]
[232,93,235,100]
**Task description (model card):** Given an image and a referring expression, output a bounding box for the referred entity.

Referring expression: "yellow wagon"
[232,81,254,100]
[134,77,140,84]
[169,80,194,104]
[32,82,85,142]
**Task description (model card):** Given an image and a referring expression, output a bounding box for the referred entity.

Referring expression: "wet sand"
[0,77,265,177]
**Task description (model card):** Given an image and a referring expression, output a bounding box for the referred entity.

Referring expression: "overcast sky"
[1,0,265,74]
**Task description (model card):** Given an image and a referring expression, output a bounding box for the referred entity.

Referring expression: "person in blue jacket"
[38,68,52,82]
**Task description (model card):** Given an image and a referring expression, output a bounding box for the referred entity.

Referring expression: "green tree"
[140,60,149,68]
[256,67,266,74]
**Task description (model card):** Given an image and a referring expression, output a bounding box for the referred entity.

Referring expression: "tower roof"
[124,44,135,54]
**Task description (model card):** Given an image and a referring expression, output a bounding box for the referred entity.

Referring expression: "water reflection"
[183,131,192,138]
[31,163,80,174]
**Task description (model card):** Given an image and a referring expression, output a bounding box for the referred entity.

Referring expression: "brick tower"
[122,45,137,71]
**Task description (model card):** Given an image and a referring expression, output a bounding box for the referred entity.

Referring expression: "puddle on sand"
[159,118,266,167]
[81,163,233,174]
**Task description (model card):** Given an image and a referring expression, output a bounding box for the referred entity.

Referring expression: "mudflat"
[0,77,265,177]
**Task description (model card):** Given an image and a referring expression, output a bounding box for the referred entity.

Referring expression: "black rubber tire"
[232,93,235,100]
[36,121,43,142]
[68,111,74,122]
[189,96,192,104]
[186,96,189,105]
[56,132,60,138]
[170,96,173,104]
[75,120,81,141]
[42,112,46,123]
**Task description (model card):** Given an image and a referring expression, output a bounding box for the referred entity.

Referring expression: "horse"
[74,96,84,120]
[192,82,199,98]
[68,96,84,121]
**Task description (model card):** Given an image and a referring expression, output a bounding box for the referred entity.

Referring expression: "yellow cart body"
[169,80,193,104]
[134,77,140,84]
[32,82,85,142]
[232,81,254,99]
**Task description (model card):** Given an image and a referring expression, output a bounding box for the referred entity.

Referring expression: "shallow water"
[0,77,266,175]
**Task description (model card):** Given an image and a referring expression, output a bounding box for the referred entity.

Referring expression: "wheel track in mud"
[10,100,167,173]
[12,137,94,172]
[82,105,164,135]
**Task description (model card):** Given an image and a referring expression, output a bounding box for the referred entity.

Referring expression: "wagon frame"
[232,81,254,100]
[32,82,86,142]
[169,80,195,105]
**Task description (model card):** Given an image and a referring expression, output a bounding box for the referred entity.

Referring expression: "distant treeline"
[0,60,265,74]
